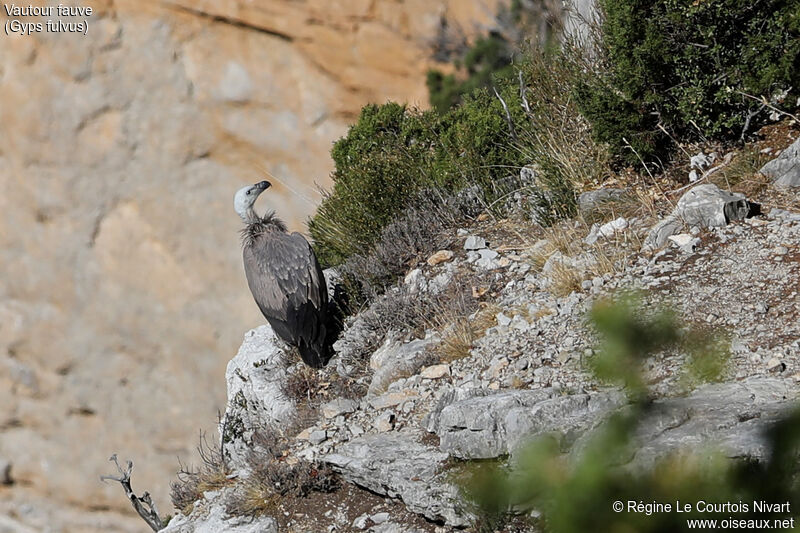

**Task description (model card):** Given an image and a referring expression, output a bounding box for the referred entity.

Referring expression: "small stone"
[0,459,11,485]
[515,358,529,371]
[322,398,358,419]
[767,357,786,373]
[309,430,327,445]
[353,514,370,530]
[510,315,529,331]
[497,257,512,268]
[464,236,487,250]
[597,217,628,239]
[489,358,509,378]
[371,512,390,524]
[420,364,450,379]
[479,249,499,261]
[755,302,769,314]
[369,391,419,410]
[373,411,396,432]
[557,351,572,364]
[775,246,789,256]
[668,233,694,247]
[427,250,454,266]
[496,312,512,327]
[404,269,425,291]
[690,152,712,170]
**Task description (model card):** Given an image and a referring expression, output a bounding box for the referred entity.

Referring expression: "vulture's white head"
[234,180,271,221]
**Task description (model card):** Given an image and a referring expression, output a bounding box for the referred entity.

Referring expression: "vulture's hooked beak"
[254,180,271,191]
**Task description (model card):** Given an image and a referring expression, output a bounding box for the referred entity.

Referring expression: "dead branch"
[100,454,164,532]
[736,90,800,124]
[667,152,735,195]
[519,70,531,114]
[740,103,767,142]
[493,86,518,142]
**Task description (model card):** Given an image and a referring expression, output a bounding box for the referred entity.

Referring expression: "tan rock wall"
[0,0,501,528]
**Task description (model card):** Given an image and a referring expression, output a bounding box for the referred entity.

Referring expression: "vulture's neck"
[241,209,288,247]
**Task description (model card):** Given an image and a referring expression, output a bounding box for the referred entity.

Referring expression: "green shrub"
[307,103,438,266]
[433,85,529,189]
[309,84,528,268]
[517,47,611,223]
[576,0,800,164]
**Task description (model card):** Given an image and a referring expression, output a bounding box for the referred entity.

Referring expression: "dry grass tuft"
[429,302,500,363]
[549,261,585,297]
[516,46,611,224]
[284,365,322,405]
[339,187,483,300]
[342,269,491,372]
[170,433,231,515]
[226,455,340,518]
[434,318,478,363]
[711,146,771,191]
[528,239,557,270]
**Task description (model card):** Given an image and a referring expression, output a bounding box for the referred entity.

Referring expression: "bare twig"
[736,90,800,124]
[519,70,531,114]
[493,86,518,142]
[740,103,767,141]
[623,137,675,210]
[667,152,735,195]
[656,124,691,158]
[101,454,164,532]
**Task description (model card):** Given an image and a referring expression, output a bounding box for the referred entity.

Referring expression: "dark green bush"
[307,103,439,266]
[309,84,528,268]
[576,0,800,165]
[433,85,529,189]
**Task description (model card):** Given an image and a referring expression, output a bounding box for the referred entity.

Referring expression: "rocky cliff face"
[0,1,503,529]
[164,161,800,531]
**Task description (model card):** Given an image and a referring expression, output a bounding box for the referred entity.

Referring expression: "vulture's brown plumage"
[234,180,333,367]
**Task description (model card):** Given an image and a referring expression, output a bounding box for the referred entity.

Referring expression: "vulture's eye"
[247,191,251,195]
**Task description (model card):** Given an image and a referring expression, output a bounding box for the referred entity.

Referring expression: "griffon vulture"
[234,180,333,368]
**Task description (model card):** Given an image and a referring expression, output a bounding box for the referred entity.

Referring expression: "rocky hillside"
[0,1,509,530]
[158,129,800,532]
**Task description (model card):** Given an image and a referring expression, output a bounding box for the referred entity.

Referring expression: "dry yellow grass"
[170,434,233,515]
[227,481,281,518]
[429,303,500,363]
[549,261,585,297]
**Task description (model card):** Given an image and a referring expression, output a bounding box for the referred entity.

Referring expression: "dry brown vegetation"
[339,187,483,300]
[226,453,340,518]
[170,434,232,515]
[429,303,501,363]
[548,261,585,297]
